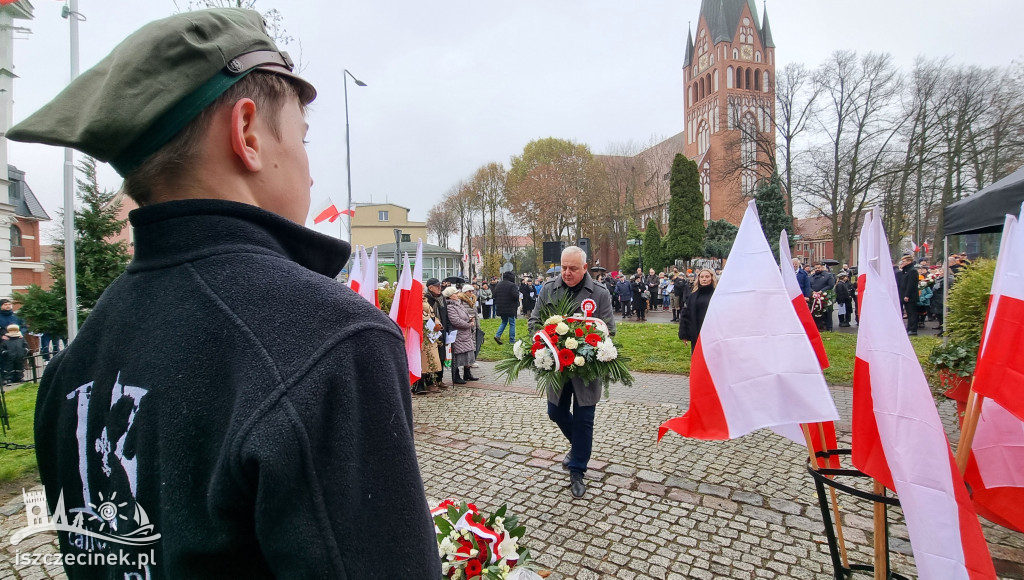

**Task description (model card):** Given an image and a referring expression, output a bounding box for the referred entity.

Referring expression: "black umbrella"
[821,259,840,267]
[589,266,608,273]
[442,276,466,285]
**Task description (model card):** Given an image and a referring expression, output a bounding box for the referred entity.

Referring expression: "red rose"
[575,327,584,337]
[544,324,557,335]
[558,348,576,368]
[585,333,601,347]
[531,342,545,355]
[465,559,483,578]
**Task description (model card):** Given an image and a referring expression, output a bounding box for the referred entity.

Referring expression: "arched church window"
[697,121,710,155]
[740,113,758,195]
[735,67,743,89]
[687,86,693,106]
[705,73,712,95]
[763,71,770,93]
[755,51,762,63]
[699,78,704,100]
[726,66,733,89]
[745,69,752,91]
[10,225,22,248]
[713,69,719,92]
[754,69,760,91]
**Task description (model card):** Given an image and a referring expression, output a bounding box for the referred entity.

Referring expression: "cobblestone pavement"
[2,362,1021,579]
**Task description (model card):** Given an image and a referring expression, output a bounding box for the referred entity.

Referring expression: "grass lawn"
[478,318,940,386]
[0,383,39,483]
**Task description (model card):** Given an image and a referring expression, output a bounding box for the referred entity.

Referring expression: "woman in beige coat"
[416,292,444,394]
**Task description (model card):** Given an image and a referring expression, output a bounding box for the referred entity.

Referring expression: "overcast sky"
[6,0,1022,243]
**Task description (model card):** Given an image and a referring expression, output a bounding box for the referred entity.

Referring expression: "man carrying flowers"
[528,246,615,499]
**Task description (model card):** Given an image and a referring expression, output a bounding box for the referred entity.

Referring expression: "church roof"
[7,165,51,221]
[698,0,763,46]
[762,7,775,48]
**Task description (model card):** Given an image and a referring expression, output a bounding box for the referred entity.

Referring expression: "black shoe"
[493,336,503,345]
[569,471,586,499]
[561,454,572,470]
[907,331,918,336]
[463,367,480,381]
[452,367,467,384]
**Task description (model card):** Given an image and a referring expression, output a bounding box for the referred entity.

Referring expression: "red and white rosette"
[568,297,610,336]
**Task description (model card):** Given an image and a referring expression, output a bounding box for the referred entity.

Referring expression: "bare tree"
[774,63,821,215]
[425,202,456,248]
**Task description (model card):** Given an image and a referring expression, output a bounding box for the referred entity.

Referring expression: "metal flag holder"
[806,448,911,580]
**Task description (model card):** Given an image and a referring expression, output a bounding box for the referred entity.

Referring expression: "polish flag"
[922,240,931,255]
[312,198,342,224]
[389,242,425,384]
[856,210,875,312]
[658,201,838,441]
[851,213,995,579]
[348,246,363,293]
[356,247,379,308]
[971,205,1024,422]
[773,230,837,467]
[961,206,1024,532]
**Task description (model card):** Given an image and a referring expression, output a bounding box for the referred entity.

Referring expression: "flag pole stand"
[805,448,910,580]
[801,424,849,569]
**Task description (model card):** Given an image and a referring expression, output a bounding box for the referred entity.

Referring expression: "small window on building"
[401,233,411,242]
[10,225,22,248]
[378,210,389,222]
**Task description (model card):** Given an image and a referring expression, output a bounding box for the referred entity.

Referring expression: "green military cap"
[6,8,316,176]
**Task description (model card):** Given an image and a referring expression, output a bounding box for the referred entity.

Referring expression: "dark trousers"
[621,299,632,317]
[482,304,492,319]
[838,301,852,325]
[906,302,919,332]
[4,356,25,382]
[547,381,595,475]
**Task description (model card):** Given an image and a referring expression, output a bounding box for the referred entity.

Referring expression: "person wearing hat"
[8,8,438,577]
[1,323,29,383]
[424,278,450,387]
[444,285,478,384]
[0,299,26,335]
[898,254,921,335]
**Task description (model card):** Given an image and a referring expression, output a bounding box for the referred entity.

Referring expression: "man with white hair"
[793,258,811,302]
[529,245,615,499]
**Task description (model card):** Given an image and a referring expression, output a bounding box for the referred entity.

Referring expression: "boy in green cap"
[8,8,439,578]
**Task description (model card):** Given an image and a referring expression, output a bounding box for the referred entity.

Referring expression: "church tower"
[683,0,776,226]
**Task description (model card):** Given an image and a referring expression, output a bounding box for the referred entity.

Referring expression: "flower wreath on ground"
[432,499,548,579]
[495,293,634,397]
[810,289,836,318]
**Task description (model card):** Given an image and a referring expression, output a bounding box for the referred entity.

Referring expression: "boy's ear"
[230,98,262,172]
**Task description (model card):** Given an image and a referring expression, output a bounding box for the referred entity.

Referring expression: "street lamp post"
[343,69,366,246]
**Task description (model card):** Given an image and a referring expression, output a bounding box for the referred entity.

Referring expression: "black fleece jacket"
[34,200,439,579]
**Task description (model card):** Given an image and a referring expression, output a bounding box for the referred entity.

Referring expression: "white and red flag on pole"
[961,205,1024,532]
[347,246,363,293]
[971,204,1024,422]
[389,242,425,384]
[355,247,379,308]
[311,198,354,224]
[658,201,838,442]
[851,212,995,579]
[773,230,837,467]
[856,209,876,312]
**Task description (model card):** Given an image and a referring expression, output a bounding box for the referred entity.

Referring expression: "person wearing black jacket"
[898,255,921,335]
[519,278,537,316]
[671,274,691,322]
[809,263,836,332]
[492,270,519,344]
[8,10,440,578]
[632,275,648,321]
[679,269,716,353]
[835,274,853,327]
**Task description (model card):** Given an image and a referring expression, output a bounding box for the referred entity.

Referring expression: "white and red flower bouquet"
[810,289,835,318]
[432,499,547,579]
[495,295,634,397]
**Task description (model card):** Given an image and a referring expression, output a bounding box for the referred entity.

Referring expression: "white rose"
[544,315,564,325]
[564,337,579,349]
[555,322,569,335]
[574,356,585,366]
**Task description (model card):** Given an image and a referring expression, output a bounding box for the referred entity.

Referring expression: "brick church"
[595,0,776,268]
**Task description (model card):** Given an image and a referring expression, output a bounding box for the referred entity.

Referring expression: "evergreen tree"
[618,217,641,272]
[664,154,704,262]
[16,157,131,336]
[754,170,793,255]
[703,219,739,258]
[642,219,664,271]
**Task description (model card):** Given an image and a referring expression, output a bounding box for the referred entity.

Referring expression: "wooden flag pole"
[873,480,887,580]
[955,383,984,474]
[801,423,849,569]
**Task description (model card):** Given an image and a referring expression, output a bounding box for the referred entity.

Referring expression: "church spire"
[684,24,695,67]
[762,4,775,48]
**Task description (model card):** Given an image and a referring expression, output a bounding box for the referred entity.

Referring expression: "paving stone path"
[2,360,1021,579]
